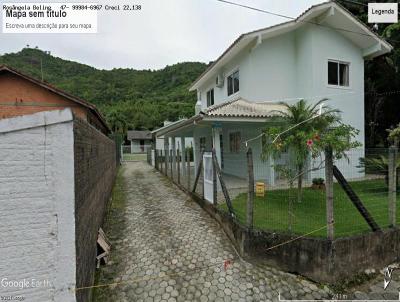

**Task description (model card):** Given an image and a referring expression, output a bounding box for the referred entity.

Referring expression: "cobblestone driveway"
[94,162,330,301]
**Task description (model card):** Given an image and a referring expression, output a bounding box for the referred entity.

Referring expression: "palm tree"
[263,99,340,202]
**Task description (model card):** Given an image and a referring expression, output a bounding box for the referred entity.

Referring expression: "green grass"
[222,179,398,238]
[122,153,147,161]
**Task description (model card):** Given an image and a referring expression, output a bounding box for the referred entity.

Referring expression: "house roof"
[189,0,393,91]
[154,99,286,137]
[127,130,152,140]
[0,65,111,133]
[203,98,286,118]
[151,119,188,136]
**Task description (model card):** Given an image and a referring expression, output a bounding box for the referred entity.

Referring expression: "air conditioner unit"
[216,74,224,88]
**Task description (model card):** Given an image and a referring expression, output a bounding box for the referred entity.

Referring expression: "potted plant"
[311,178,325,190]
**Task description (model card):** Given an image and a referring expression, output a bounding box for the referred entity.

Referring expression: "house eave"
[153,115,203,137]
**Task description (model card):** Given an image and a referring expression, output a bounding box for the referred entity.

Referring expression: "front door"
[203,152,213,203]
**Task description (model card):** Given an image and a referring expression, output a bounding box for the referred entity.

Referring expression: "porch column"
[171,137,177,178]
[164,136,169,176]
[212,128,222,166]
[180,137,186,177]
[130,140,134,154]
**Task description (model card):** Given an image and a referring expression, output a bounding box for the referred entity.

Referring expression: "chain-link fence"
[152,145,399,239]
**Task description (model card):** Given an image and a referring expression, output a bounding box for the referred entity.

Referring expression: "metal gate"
[203,152,213,203]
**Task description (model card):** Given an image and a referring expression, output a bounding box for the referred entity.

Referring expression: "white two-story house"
[155,1,392,200]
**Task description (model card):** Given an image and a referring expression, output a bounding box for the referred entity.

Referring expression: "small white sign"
[368,2,398,23]
[2,3,98,33]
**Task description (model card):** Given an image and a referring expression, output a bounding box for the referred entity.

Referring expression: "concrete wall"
[73,119,116,302]
[0,109,116,302]
[0,110,76,302]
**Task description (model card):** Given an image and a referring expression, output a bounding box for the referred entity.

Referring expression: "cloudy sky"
[0,0,325,70]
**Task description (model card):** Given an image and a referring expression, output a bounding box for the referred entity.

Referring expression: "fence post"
[246,148,254,229]
[160,150,163,173]
[389,145,397,226]
[164,148,168,176]
[193,151,204,193]
[170,150,173,180]
[187,148,191,191]
[325,147,334,240]
[177,148,181,185]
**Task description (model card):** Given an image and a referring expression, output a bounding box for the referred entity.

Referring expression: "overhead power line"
[214,0,399,44]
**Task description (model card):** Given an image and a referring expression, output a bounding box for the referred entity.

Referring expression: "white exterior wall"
[220,123,274,182]
[0,110,76,302]
[197,24,366,180]
[198,26,364,131]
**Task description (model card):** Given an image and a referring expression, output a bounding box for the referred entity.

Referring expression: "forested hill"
[0,48,207,132]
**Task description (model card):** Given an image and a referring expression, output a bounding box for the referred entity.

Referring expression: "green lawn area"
[222,179,398,238]
[123,153,147,161]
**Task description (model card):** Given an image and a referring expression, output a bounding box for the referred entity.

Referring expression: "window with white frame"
[328,60,349,87]
[227,70,239,96]
[206,88,214,107]
[229,131,241,153]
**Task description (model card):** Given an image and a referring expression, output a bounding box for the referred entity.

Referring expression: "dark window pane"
[233,71,239,93]
[328,61,338,85]
[227,76,233,96]
[339,63,349,86]
[207,89,214,107]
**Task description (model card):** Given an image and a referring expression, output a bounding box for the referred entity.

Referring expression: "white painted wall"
[196,23,366,180]
[197,24,365,145]
[0,110,76,302]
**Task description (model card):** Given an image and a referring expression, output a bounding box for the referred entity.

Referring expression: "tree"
[262,99,340,202]
[262,99,360,202]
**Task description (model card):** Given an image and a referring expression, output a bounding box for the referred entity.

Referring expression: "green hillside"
[0,48,207,132]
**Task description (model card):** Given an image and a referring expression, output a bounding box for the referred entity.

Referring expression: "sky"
[0,0,326,70]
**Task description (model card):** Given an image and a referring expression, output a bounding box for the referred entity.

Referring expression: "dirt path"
[93,161,330,302]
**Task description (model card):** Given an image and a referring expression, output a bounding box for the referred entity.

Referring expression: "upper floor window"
[328,60,349,87]
[207,88,214,107]
[227,70,239,96]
